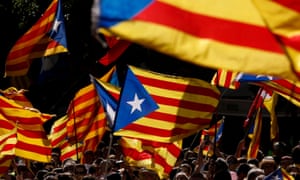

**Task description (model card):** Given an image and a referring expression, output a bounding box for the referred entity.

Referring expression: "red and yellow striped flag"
[113,66,220,142]
[120,136,182,179]
[0,96,54,162]
[49,115,82,162]
[211,70,240,89]
[94,0,299,81]
[66,84,101,143]
[253,0,300,78]
[0,130,17,176]
[5,0,67,76]
[0,87,32,107]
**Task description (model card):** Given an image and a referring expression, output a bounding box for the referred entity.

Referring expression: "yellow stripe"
[144,85,219,105]
[132,117,209,130]
[9,35,48,52]
[1,107,50,121]
[115,128,207,143]
[253,0,300,36]
[105,22,297,81]
[15,148,51,163]
[131,65,218,89]
[44,45,68,56]
[17,133,51,147]
[158,0,267,26]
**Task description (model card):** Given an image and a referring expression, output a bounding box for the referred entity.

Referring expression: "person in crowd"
[259,156,277,176]
[236,163,251,180]
[246,168,265,180]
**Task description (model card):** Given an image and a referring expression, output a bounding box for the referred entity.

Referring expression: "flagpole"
[104,132,114,180]
[71,100,79,162]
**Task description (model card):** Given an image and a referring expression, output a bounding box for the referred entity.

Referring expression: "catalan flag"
[0,130,17,176]
[253,0,300,78]
[236,73,300,108]
[0,95,54,162]
[111,65,220,143]
[0,87,32,107]
[120,136,182,179]
[66,84,101,144]
[114,66,159,131]
[92,0,299,81]
[211,70,240,89]
[48,115,82,162]
[66,69,115,147]
[81,105,107,153]
[5,0,67,76]
[264,167,294,180]
[98,36,131,66]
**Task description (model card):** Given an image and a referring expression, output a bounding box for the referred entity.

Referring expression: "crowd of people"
[1,138,300,180]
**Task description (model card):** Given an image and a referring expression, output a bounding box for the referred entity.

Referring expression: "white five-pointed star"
[52,20,62,32]
[127,93,145,114]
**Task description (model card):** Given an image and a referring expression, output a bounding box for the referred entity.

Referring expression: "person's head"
[75,164,87,177]
[174,172,188,180]
[259,156,277,176]
[236,163,251,180]
[189,172,207,180]
[246,168,265,180]
[34,169,49,180]
[83,150,94,164]
[247,158,259,168]
[138,168,159,180]
[292,145,300,164]
[226,155,239,171]
[214,157,229,173]
[62,159,76,174]
[280,156,293,170]
[179,163,192,177]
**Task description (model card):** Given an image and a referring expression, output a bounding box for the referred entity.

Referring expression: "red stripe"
[151,94,218,112]
[153,152,173,174]
[123,148,152,161]
[124,123,207,137]
[147,111,211,124]
[18,129,48,139]
[274,0,300,13]
[0,120,14,129]
[280,35,300,51]
[1,144,15,152]
[224,72,233,87]
[135,1,284,53]
[137,75,220,98]
[16,141,51,155]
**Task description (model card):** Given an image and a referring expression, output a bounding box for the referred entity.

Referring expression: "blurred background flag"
[92,0,300,81]
[5,0,68,76]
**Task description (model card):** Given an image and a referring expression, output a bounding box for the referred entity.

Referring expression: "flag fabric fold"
[253,0,300,79]
[0,129,17,176]
[236,73,300,107]
[120,136,182,179]
[49,115,82,161]
[92,0,300,81]
[0,96,53,162]
[98,36,131,66]
[5,0,68,76]
[109,65,220,142]
[211,70,240,89]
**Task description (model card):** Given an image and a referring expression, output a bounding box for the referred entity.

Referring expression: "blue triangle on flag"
[113,66,159,131]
